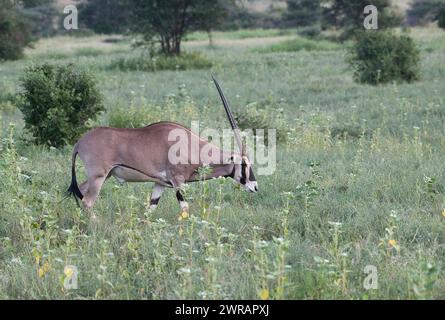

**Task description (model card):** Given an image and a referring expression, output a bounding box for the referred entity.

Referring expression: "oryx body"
[68,78,257,213]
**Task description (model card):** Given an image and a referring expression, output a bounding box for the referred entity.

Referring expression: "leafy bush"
[18,63,104,147]
[233,103,288,143]
[348,31,420,85]
[107,105,162,128]
[108,52,212,72]
[297,25,322,39]
[0,85,17,113]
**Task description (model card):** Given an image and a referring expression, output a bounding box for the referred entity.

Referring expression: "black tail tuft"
[67,150,83,206]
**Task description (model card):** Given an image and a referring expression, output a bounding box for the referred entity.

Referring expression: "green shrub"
[233,103,288,144]
[107,52,212,72]
[297,25,322,39]
[0,86,17,113]
[107,105,162,128]
[17,63,104,147]
[348,31,420,85]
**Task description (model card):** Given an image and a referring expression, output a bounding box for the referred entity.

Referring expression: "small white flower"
[177,267,191,275]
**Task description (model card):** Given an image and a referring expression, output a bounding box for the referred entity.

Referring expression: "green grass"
[107,52,213,72]
[186,28,295,41]
[256,36,342,53]
[1,27,445,299]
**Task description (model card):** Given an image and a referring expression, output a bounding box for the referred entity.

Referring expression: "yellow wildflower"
[259,288,269,300]
[388,239,397,247]
[38,267,45,278]
[64,266,74,278]
[442,208,445,218]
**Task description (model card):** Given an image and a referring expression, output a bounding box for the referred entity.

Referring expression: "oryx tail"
[67,144,83,202]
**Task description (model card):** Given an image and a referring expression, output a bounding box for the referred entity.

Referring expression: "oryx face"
[231,156,258,193]
[212,76,258,194]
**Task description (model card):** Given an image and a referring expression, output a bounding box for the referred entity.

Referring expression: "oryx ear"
[242,140,247,157]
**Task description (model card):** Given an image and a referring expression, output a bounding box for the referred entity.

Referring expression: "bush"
[107,105,161,128]
[108,52,212,72]
[297,25,322,39]
[233,103,288,144]
[0,85,17,113]
[348,31,420,85]
[18,63,104,147]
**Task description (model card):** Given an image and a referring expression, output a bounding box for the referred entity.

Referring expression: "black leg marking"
[150,197,160,205]
[176,191,184,202]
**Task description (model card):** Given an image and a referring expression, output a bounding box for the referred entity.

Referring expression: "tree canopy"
[130,0,229,56]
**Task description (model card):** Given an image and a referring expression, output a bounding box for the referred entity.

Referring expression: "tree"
[439,7,445,28]
[20,0,57,37]
[79,0,133,34]
[322,0,401,39]
[192,0,230,46]
[130,0,228,56]
[284,0,322,27]
[0,0,33,60]
[407,0,445,28]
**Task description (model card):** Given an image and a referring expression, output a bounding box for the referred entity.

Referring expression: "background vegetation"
[0,0,445,299]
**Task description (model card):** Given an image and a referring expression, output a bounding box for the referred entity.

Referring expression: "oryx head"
[212,76,258,193]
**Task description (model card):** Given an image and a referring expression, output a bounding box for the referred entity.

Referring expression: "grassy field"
[1,27,445,299]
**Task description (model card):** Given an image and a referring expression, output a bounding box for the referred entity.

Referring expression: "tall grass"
[256,36,342,53]
[107,52,212,72]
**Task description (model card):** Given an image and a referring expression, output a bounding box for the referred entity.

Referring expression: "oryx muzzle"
[67,77,257,213]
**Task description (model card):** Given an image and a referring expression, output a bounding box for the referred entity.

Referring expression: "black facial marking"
[176,191,185,202]
[150,197,160,205]
[249,167,256,182]
[240,160,247,185]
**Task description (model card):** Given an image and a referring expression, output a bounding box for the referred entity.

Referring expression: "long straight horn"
[212,75,244,155]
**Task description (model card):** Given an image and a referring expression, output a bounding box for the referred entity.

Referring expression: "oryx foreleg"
[147,183,165,211]
[176,190,189,213]
[170,175,189,215]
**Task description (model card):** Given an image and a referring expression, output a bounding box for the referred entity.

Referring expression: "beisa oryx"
[67,77,258,215]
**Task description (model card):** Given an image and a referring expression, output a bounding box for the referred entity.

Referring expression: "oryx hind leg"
[78,181,88,196]
[82,172,109,210]
[147,183,165,211]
